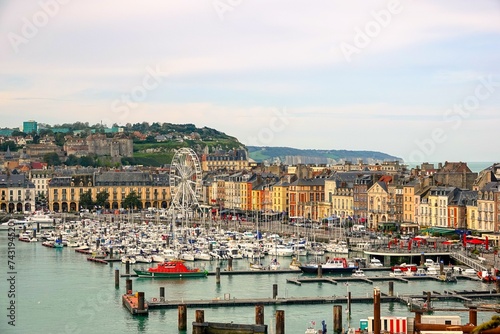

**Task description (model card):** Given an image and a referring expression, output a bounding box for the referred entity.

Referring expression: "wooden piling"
[137,292,145,311]
[114,269,119,288]
[178,304,187,331]
[126,260,130,274]
[216,267,221,285]
[193,309,205,334]
[426,291,431,308]
[469,307,477,325]
[228,258,233,271]
[255,304,264,325]
[388,281,394,297]
[420,253,424,266]
[318,264,323,278]
[109,247,113,259]
[126,279,132,294]
[96,239,100,248]
[275,310,285,334]
[333,305,342,334]
[347,291,351,316]
[373,288,381,334]
[273,284,278,300]
[37,222,40,232]
[160,287,165,301]
[439,262,444,275]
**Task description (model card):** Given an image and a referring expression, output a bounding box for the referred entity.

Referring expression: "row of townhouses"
[1,162,499,235]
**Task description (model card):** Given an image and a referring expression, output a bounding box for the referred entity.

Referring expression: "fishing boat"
[133,259,208,278]
[299,257,357,274]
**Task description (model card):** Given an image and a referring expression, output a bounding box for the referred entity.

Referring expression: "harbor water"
[1,232,498,334]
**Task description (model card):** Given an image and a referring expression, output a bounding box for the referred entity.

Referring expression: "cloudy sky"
[1,1,500,163]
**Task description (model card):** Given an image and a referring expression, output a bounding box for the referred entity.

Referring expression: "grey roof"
[95,171,169,186]
[0,174,35,188]
[290,177,326,187]
[481,181,500,192]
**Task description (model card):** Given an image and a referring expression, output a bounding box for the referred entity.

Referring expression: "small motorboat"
[352,269,366,277]
[478,270,497,283]
[414,268,427,276]
[369,258,383,268]
[390,268,404,277]
[269,258,281,271]
[438,271,457,283]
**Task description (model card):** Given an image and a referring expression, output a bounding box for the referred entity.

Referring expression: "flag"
[312,321,316,326]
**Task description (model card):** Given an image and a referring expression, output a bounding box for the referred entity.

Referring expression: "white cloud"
[0,0,499,162]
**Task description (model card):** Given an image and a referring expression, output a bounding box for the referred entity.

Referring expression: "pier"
[140,289,500,310]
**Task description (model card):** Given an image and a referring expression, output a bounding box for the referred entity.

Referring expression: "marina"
[2,220,500,334]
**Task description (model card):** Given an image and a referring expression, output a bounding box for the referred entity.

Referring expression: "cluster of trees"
[79,190,142,210]
[42,153,119,168]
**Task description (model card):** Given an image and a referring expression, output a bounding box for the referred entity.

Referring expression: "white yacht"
[369,258,383,268]
[0,219,31,231]
[274,244,294,257]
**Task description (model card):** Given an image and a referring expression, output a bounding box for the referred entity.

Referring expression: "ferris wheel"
[168,148,202,217]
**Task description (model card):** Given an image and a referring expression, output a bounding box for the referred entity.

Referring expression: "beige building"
[367,181,389,229]
[201,150,249,172]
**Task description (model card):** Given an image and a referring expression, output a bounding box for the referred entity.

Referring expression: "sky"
[1,0,500,163]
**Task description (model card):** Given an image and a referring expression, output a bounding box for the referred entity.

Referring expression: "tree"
[43,152,62,166]
[0,141,18,152]
[79,190,93,210]
[65,154,79,166]
[54,132,66,146]
[123,191,141,210]
[11,130,26,137]
[95,191,109,208]
[78,155,95,167]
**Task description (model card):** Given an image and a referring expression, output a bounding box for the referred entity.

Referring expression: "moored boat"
[289,257,302,270]
[299,257,357,274]
[477,270,497,283]
[438,271,457,283]
[133,259,208,278]
[352,269,366,277]
[391,263,418,272]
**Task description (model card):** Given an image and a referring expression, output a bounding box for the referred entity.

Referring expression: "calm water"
[0,233,497,334]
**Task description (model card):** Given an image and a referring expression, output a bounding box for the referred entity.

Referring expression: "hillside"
[247,146,402,164]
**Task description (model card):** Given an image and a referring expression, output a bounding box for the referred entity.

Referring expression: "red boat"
[391,263,418,272]
[133,259,208,278]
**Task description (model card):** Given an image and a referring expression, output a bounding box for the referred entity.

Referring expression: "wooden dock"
[286,274,480,285]
[87,257,109,264]
[122,292,148,315]
[145,290,500,310]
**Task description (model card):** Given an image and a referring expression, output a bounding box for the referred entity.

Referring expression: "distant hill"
[247,146,402,164]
